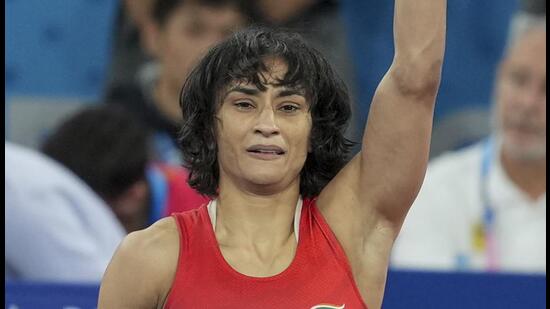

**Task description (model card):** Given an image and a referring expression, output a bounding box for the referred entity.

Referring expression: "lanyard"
[479,137,499,271]
[456,138,498,271]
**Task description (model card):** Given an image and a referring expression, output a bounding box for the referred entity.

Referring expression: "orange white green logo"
[310,304,345,309]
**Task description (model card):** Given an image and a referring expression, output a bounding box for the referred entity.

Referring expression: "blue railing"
[6,270,545,308]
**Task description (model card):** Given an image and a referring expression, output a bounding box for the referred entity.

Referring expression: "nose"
[516,82,545,111]
[254,107,280,137]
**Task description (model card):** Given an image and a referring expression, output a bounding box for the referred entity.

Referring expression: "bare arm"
[97,218,179,309]
[361,0,446,228]
[317,1,446,306]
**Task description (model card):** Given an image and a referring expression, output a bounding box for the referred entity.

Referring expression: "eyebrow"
[224,86,260,97]
[223,86,306,100]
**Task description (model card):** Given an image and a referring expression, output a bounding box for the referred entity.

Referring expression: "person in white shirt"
[5,142,126,282]
[391,12,546,273]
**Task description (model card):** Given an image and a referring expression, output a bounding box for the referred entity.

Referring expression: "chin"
[246,171,286,186]
[503,139,546,161]
[241,165,302,190]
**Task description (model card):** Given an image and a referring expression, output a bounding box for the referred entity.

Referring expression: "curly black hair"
[179,27,356,198]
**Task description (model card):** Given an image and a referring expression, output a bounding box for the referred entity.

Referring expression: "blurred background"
[5,0,524,153]
[5,0,546,308]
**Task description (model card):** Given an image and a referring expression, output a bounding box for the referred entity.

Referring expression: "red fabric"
[165,199,368,308]
[157,165,210,215]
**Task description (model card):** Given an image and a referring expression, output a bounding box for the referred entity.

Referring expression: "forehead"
[168,2,245,26]
[222,57,305,92]
[262,57,289,79]
[506,29,546,67]
[240,57,291,85]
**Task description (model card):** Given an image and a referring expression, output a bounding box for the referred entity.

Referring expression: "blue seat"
[384,270,546,308]
[6,0,119,100]
[340,0,519,155]
[5,281,100,309]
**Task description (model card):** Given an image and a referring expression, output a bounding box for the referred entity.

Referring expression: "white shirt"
[5,142,126,282]
[391,141,546,273]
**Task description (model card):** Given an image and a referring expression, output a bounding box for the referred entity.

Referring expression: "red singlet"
[164,198,368,308]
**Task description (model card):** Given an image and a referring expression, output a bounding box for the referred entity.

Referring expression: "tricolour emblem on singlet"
[310,304,345,309]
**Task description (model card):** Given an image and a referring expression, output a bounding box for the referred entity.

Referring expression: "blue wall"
[384,270,546,308]
[5,271,546,308]
[5,0,119,100]
[6,0,519,113]
[341,0,519,124]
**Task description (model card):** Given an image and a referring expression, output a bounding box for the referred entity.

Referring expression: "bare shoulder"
[131,216,180,253]
[98,217,180,309]
[117,217,180,272]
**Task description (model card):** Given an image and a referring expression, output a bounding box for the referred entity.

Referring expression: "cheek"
[216,134,237,171]
[160,45,190,77]
[495,87,514,117]
[290,123,313,156]
[301,119,313,152]
[163,34,201,66]
[176,43,202,62]
[537,97,546,112]
[538,104,546,126]
[172,45,196,70]
[305,119,313,149]
[497,73,524,100]
[216,122,243,156]
[177,32,216,57]
[300,131,312,153]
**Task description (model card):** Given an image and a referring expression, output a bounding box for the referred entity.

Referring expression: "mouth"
[506,123,541,136]
[246,145,286,160]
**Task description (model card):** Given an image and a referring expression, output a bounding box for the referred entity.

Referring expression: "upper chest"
[164,205,367,308]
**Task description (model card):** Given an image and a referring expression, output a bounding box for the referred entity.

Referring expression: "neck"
[154,76,183,124]
[215,178,301,248]
[500,150,546,200]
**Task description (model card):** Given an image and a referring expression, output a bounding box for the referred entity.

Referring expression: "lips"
[246,145,286,155]
[505,121,542,136]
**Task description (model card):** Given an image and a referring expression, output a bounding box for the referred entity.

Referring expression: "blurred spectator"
[392,12,546,273]
[249,0,359,144]
[249,0,352,83]
[41,105,150,233]
[41,105,208,233]
[105,0,156,89]
[106,0,248,164]
[5,142,126,282]
[521,0,545,15]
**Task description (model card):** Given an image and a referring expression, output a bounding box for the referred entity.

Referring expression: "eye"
[234,101,255,110]
[508,71,528,88]
[279,104,300,113]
